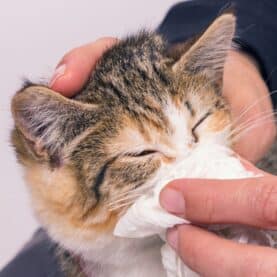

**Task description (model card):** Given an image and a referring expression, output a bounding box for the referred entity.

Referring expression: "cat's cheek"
[23,163,119,243]
[207,109,231,132]
[194,110,232,145]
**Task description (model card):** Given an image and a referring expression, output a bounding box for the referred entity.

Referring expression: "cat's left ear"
[172,13,236,85]
[11,85,98,163]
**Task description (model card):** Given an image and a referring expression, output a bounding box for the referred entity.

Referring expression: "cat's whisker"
[230,90,277,127]
[108,182,156,211]
[108,192,143,206]
[228,111,277,138]
[229,111,277,139]
[229,117,277,142]
[109,190,130,201]
[109,183,153,203]
[230,120,277,144]
[108,196,138,207]
[229,118,276,142]
[109,187,149,205]
[109,187,147,205]
[108,200,136,212]
[233,107,277,127]
[237,109,277,125]
[108,195,142,211]
[219,90,277,138]
[193,83,276,141]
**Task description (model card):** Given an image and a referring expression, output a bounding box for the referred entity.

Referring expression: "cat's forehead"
[75,30,224,119]
[75,32,172,106]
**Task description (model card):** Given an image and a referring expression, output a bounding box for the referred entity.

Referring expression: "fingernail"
[49,64,66,87]
[161,188,185,214]
[167,227,178,250]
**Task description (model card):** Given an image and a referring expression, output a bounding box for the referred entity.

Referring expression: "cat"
[10,12,277,277]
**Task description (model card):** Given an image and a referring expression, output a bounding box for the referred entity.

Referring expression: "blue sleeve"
[0,229,64,277]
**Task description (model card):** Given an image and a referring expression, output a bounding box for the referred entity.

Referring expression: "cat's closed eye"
[128,150,158,157]
[192,111,212,142]
[185,101,212,142]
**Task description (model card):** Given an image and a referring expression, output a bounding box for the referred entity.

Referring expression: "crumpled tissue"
[114,143,274,277]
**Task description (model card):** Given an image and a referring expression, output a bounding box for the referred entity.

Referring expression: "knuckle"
[178,238,199,271]
[243,253,277,277]
[203,193,216,223]
[253,262,277,277]
[177,226,204,272]
[254,181,277,227]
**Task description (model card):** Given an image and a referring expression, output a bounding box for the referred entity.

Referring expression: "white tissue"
[114,143,256,277]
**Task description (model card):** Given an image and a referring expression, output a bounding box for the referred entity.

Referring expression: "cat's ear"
[172,13,236,84]
[11,85,97,162]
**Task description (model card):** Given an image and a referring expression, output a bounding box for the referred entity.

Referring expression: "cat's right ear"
[11,85,98,163]
[171,13,236,86]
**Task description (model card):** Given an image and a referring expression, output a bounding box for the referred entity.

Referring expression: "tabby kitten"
[11,13,264,277]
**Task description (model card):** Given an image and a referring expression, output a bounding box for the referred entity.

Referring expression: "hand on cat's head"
[49,37,276,163]
[50,37,118,97]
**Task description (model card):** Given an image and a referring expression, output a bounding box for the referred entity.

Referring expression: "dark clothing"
[2,1,277,276]
[0,229,63,277]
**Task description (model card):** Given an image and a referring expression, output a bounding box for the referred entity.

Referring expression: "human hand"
[49,37,118,97]
[223,50,276,163]
[160,164,277,277]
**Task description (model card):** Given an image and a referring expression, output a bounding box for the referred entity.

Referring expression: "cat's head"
[11,14,235,253]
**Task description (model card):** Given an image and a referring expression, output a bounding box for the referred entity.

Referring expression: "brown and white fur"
[10,13,276,277]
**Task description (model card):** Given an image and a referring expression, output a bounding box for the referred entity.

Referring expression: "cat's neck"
[81,236,165,277]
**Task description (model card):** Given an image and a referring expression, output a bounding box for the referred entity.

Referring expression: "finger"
[50,37,118,97]
[167,224,277,277]
[160,174,277,229]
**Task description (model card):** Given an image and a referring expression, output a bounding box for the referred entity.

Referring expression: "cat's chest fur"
[60,236,165,277]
